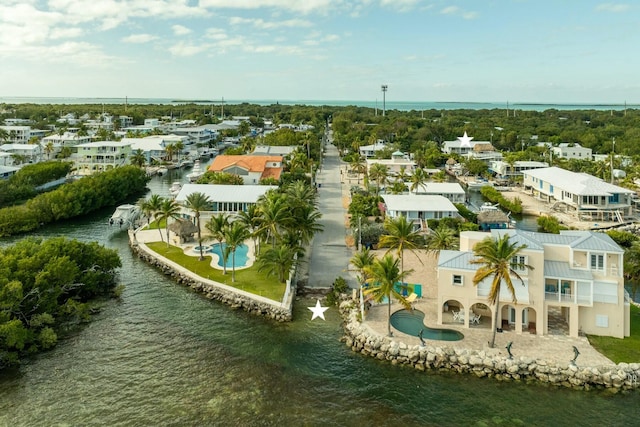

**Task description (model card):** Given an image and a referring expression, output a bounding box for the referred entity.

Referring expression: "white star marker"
[458,131,474,147]
[308,299,329,321]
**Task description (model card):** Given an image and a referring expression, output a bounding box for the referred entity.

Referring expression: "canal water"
[0,170,639,426]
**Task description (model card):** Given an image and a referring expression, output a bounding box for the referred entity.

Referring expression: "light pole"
[381,85,388,117]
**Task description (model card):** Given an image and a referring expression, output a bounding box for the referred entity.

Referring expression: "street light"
[381,85,388,117]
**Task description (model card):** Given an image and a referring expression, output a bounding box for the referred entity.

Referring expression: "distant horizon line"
[0,96,637,106]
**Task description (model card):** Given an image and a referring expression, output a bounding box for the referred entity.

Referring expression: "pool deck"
[362,292,614,367]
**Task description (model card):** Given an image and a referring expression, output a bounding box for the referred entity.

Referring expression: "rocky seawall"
[339,301,640,392]
[130,239,293,322]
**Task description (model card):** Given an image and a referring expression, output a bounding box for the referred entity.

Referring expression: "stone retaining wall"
[339,301,640,391]
[130,239,292,322]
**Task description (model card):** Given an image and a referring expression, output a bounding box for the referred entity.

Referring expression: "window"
[590,254,604,271]
[595,315,609,328]
[511,255,528,273]
[452,275,463,286]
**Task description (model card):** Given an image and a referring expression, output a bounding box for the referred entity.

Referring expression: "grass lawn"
[588,304,640,363]
[146,241,286,302]
[144,219,166,230]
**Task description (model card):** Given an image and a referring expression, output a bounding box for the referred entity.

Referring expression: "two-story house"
[412,182,466,204]
[437,229,629,339]
[71,141,132,175]
[381,194,459,231]
[208,155,284,184]
[522,166,634,222]
[552,143,592,160]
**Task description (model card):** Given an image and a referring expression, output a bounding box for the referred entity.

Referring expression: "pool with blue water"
[390,309,464,341]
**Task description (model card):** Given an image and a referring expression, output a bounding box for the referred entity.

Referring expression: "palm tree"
[237,204,263,255]
[257,192,291,247]
[44,141,54,160]
[470,234,533,348]
[206,213,230,274]
[145,194,165,242]
[363,254,412,336]
[409,168,428,194]
[224,221,251,282]
[184,192,211,261]
[157,198,181,247]
[369,163,389,196]
[257,245,297,283]
[287,203,323,246]
[349,155,367,185]
[351,248,376,319]
[174,141,184,163]
[378,215,424,275]
[130,149,146,168]
[424,224,459,256]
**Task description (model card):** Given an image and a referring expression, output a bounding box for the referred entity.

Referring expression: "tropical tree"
[237,204,263,255]
[470,234,533,348]
[174,140,185,163]
[157,198,181,247]
[257,245,297,283]
[257,191,291,247]
[409,167,428,193]
[130,149,146,168]
[287,203,323,246]
[206,213,230,274]
[224,221,251,282]
[145,194,165,241]
[623,241,640,300]
[351,248,376,318]
[184,192,211,261]
[378,215,424,275]
[44,141,54,160]
[349,155,367,185]
[424,224,459,255]
[363,254,412,336]
[368,163,389,195]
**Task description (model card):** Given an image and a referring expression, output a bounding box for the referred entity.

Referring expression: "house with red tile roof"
[208,155,283,184]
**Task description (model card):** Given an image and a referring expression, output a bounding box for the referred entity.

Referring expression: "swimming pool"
[390,310,464,341]
[209,243,250,268]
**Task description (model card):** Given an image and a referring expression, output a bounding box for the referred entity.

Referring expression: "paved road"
[307,131,356,288]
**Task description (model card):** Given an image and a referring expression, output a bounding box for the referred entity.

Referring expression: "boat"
[187,160,204,182]
[109,204,141,229]
[179,159,194,168]
[156,167,169,176]
[467,178,492,190]
[169,181,182,198]
[479,202,500,212]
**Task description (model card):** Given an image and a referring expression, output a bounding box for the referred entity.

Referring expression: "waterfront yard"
[588,304,640,363]
[146,241,286,301]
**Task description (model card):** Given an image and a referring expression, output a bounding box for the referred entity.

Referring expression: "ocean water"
[0,96,636,112]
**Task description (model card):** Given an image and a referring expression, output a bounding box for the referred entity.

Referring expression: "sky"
[0,0,638,103]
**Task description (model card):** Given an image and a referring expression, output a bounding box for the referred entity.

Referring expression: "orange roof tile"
[209,155,283,173]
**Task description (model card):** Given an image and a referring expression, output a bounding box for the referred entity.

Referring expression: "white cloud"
[229,17,313,29]
[380,0,419,13]
[172,25,192,36]
[595,3,630,12]
[205,28,229,40]
[168,41,210,57]
[50,27,83,40]
[199,0,342,14]
[440,5,477,19]
[122,34,158,44]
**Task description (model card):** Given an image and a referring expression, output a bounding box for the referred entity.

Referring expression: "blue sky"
[0,1,638,103]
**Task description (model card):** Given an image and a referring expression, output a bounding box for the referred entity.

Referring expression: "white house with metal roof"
[412,182,466,204]
[436,229,629,338]
[175,184,278,223]
[381,194,459,231]
[366,151,416,177]
[552,143,592,160]
[522,167,634,222]
[70,140,132,175]
[490,160,549,179]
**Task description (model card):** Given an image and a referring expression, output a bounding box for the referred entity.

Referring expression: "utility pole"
[611,137,616,184]
[381,85,388,117]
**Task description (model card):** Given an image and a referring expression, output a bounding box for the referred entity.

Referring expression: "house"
[468,143,503,163]
[175,184,278,223]
[489,160,549,180]
[208,155,284,184]
[170,125,217,145]
[437,229,629,338]
[251,145,298,157]
[0,126,32,143]
[71,140,132,175]
[0,143,42,163]
[412,182,466,204]
[359,140,387,158]
[0,165,19,179]
[366,151,416,177]
[442,133,480,155]
[522,166,634,222]
[552,143,592,160]
[41,132,92,157]
[123,135,190,164]
[381,194,459,231]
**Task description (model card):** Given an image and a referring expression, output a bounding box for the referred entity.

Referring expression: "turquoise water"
[0,172,639,426]
[391,310,464,341]
[209,243,249,268]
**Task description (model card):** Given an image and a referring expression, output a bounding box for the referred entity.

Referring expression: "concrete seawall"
[129,233,294,322]
[339,300,640,391]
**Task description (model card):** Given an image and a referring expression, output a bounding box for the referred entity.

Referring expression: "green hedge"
[480,186,523,214]
[0,166,149,237]
[0,161,72,208]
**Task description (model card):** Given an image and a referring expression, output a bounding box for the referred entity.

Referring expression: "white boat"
[156,167,169,176]
[169,181,182,198]
[187,160,204,182]
[467,179,492,190]
[479,202,500,212]
[109,204,141,229]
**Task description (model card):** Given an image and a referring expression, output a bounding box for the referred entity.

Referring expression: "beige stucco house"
[437,229,629,339]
